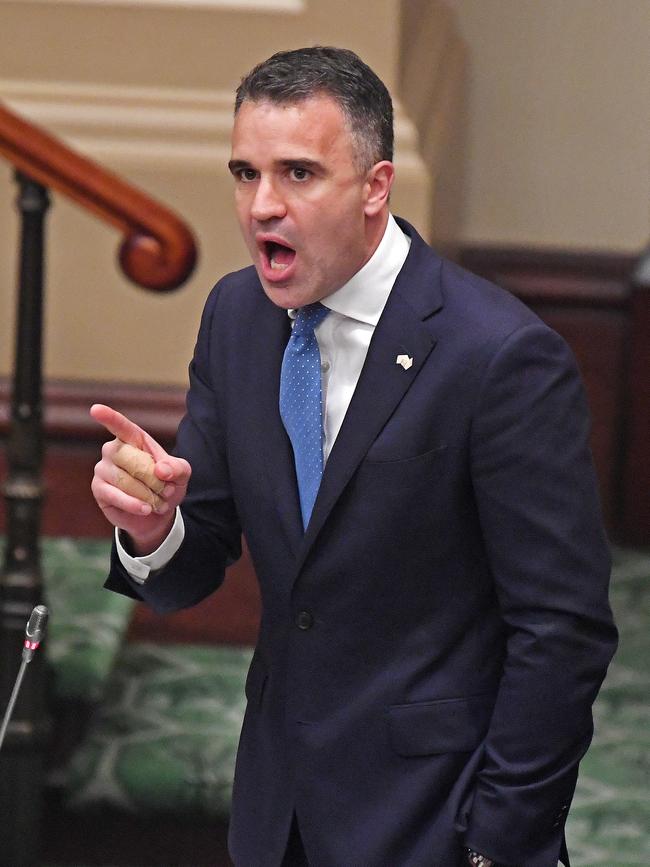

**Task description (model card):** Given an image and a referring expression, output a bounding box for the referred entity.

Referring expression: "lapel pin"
[396,354,413,370]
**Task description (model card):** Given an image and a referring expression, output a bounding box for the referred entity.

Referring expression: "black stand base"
[0,747,44,867]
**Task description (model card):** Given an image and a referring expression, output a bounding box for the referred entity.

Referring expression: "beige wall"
[1,0,463,386]
[444,0,650,252]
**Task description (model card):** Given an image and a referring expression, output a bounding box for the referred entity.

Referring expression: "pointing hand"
[90,403,192,554]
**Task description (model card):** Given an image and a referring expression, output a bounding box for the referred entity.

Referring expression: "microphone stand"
[0,604,49,867]
[0,657,31,753]
[0,605,48,754]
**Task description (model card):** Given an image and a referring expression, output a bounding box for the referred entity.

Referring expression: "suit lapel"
[248,293,304,555]
[296,224,444,568]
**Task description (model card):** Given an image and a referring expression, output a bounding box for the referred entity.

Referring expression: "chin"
[259,282,299,310]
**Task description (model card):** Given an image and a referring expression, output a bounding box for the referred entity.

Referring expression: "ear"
[363,161,395,217]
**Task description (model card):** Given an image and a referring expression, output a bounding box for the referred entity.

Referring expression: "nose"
[250,177,286,222]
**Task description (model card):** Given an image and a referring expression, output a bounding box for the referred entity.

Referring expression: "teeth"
[270,257,289,271]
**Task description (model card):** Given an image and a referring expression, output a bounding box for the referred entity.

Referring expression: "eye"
[290,166,311,181]
[237,168,258,182]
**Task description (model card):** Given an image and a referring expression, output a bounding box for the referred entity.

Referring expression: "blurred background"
[0,1,648,865]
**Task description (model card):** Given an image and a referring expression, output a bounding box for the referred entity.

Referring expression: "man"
[91,47,617,866]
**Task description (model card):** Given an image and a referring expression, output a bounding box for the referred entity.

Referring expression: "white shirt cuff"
[115,507,185,584]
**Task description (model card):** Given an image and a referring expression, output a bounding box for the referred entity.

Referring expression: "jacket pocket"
[388,693,494,757]
[244,653,267,707]
[363,443,448,466]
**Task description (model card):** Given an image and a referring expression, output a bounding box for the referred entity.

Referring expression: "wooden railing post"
[0,172,51,867]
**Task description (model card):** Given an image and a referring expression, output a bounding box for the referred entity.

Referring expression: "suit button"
[296,610,314,630]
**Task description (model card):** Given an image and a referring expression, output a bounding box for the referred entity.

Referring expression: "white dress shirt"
[118,214,410,581]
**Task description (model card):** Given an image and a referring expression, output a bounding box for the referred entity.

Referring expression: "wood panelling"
[621,255,650,542]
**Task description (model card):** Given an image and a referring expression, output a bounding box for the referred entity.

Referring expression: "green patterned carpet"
[63,642,252,817]
[43,537,134,702]
[27,539,650,864]
[565,547,650,865]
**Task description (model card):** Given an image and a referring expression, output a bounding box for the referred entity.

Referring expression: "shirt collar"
[288,213,411,326]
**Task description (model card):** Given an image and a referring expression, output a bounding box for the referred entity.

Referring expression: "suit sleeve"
[105,283,242,613]
[464,322,617,865]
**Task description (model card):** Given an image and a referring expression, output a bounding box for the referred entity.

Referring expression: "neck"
[361,209,390,269]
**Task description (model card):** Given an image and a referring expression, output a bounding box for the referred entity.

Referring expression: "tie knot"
[293,302,329,335]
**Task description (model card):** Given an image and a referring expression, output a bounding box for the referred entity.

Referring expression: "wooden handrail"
[0,102,197,291]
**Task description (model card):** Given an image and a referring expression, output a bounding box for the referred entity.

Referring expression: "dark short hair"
[235,46,393,172]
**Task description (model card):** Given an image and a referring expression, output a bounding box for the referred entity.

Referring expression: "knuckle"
[101,440,115,458]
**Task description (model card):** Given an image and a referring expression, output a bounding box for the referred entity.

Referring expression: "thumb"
[154,455,192,486]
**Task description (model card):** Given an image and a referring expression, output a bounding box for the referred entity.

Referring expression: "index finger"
[90,404,147,450]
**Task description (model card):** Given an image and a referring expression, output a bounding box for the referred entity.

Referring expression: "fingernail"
[141,503,152,516]
[155,502,169,515]
[158,462,172,479]
[163,484,175,498]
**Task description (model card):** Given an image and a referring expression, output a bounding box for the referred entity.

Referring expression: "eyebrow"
[227,158,325,174]
[228,159,251,174]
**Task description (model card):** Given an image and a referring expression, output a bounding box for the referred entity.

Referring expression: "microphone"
[23,604,49,662]
[0,604,50,753]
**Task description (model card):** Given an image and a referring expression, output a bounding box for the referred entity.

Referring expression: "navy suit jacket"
[107,219,617,866]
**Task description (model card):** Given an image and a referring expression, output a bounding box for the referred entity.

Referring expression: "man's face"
[229,95,378,309]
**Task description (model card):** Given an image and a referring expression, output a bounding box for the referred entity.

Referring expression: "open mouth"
[265,240,296,272]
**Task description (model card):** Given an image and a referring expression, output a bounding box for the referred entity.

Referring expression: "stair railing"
[0,103,197,291]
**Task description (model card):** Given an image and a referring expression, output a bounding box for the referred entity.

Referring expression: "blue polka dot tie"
[280,302,330,529]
